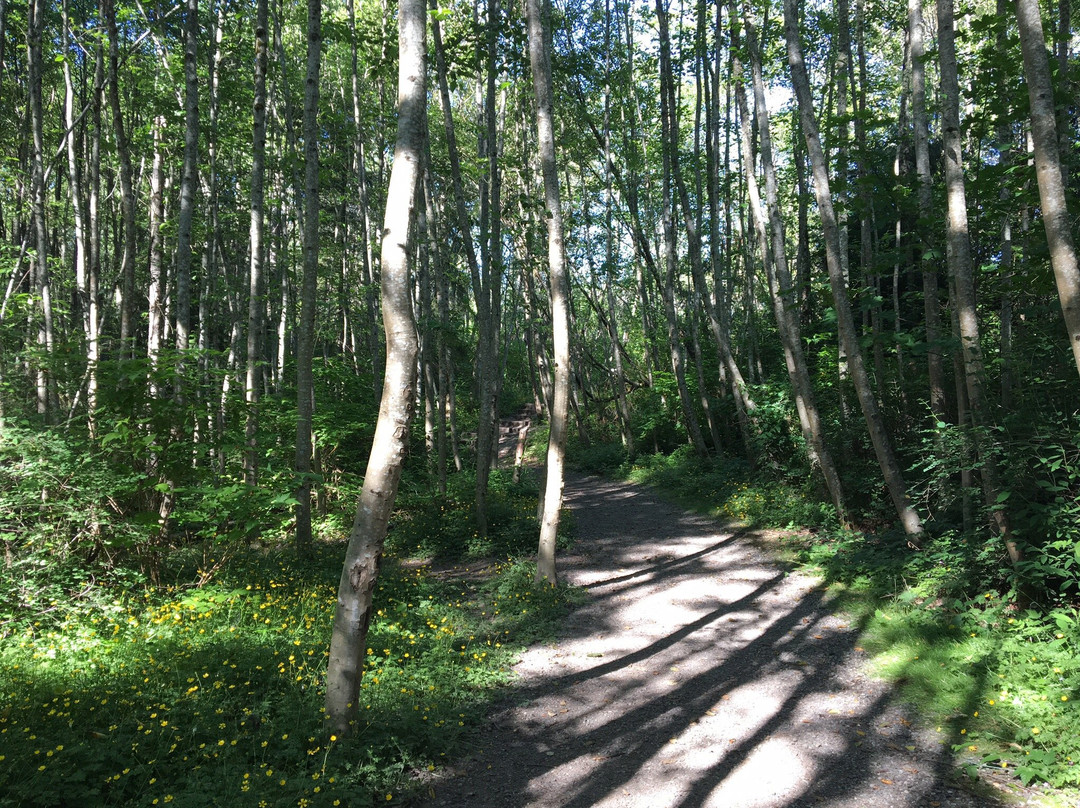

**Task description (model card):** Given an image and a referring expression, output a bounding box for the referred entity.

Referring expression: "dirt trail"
[427,473,1008,808]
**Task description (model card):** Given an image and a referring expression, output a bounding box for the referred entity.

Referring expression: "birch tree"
[529,0,571,584]
[783,0,925,544]
[325,0,425,735]
[1015,0,1080,380]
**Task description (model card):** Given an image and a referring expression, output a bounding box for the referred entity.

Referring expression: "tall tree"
[936,0,1019,563]
[475,0,504,539]
[26,0,56,419]
[784,0,925,544]
[1015,0,1080,380]
[294,0,322,554]
[739,2,848,523]
[175,0,200,356]
[325,0,425,735]
[909,0,946,423]
[245,0,269,485]
[529,0,571,584]
[104,0,137,359]
[656,0,708,458]
[603,0,633,455]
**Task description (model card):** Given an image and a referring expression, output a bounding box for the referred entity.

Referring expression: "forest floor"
[421,471,1050,808]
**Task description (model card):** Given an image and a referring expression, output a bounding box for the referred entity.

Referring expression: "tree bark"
[1015,0,1080,380]
[325,0,424,735]
[26,0,56,419]
[784,0,925,543]
[476,0,504,538]
[656,0,708,458]
[104,0,137,360]
[245,0,269,486]
[740,3,848,523]
[62,0,93,431]
[937,0,1020,563]
[294,0,322,555]
[528,0,570,585]
[430,1,497,533]
[175,0,199,356]
[908,0,947,423]
[347,0,381,388]
[148,116,167,394]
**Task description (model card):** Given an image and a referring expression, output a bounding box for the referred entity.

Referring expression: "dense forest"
[2,0,1080,802]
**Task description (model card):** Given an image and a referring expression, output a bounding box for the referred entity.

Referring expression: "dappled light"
[428,475,1005,807]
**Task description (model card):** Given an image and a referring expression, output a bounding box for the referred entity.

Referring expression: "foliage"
[387,469,571,561]
[611,447,837,530]
[0,541,577,807]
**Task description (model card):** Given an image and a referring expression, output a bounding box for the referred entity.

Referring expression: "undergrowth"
[0,464,578,807]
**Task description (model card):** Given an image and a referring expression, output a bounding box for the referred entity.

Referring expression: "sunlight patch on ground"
[709,736,811,807]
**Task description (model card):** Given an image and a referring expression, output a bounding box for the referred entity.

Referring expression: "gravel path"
[427,473,1009,808]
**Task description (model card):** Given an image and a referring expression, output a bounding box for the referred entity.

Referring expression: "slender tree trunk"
[175,0,199,357]
[1016,0,1080,380]
[87,6,104,415]
[431,0,494,528]
[834,0,854,413]
[528,0,570,585]
[27,0,56,420]
[892,32,912,414]
[245,0,269,486]
[784,0,925,543]
[324,0,424,734]
[475,0,504,537]
[656,0,708,458]
[853,0,884,393]
[603,0,633,455]
[937,0,1020,563]
[794,121,813,324]
[148,116,167,392]
[62,0,92,429]
[348,0,380,388]
[740,4,848,522]
[421,148,449,494]
[909,0,947,422]
[104,0,137,360]
[294,0,322,555]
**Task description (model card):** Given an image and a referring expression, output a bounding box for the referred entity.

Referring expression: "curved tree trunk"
[325,0,424,734]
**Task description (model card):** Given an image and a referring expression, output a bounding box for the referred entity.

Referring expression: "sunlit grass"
[0,544,575,807]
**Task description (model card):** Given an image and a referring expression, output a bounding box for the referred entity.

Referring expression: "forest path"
[426,473,1003,808]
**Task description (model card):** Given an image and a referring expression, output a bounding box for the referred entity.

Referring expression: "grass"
[0,473,578,808]
[580,445,1080,802]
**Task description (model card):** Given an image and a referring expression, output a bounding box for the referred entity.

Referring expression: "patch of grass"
[770,530,1080,796]
[0,541,578,807]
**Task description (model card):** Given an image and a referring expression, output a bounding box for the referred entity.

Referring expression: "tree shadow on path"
[427,473,1003,808]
